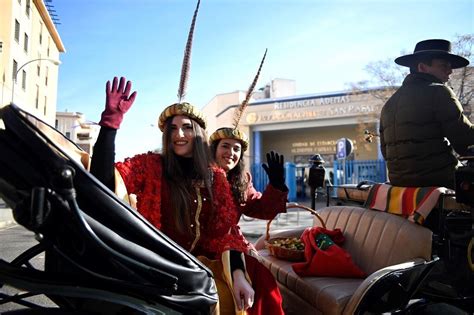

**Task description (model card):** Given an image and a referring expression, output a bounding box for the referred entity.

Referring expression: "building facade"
[56,111,100,156]
[203,79,385,171]
[0,0,64,125]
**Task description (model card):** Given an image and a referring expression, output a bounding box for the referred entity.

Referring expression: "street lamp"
[11,58,61,105]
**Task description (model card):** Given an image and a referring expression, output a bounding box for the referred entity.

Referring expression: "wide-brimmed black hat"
[395,39,469,69]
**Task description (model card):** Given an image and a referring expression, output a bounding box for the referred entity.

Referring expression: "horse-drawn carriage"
[0,103,472,314]
[254,172,473,314]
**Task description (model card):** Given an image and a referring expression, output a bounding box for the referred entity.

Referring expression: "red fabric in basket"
[292,227,365,278]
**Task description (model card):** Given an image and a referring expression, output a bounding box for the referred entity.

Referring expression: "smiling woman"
[169,115,196,158]
[87,1,288,313]
[90,79,288,314]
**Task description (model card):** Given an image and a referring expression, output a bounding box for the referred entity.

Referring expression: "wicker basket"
[265,204,326,262]
[266,237,305,261]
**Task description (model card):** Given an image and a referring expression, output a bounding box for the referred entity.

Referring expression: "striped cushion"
[364,183,454,224]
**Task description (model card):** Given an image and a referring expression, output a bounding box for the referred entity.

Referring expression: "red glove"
[99,76,137,129]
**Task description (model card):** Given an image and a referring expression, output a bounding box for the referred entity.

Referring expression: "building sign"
[336,138,354,159]
[274,95,350,110]
[246,103,381,125]
[290,140,358,155]
[336,139,346,159]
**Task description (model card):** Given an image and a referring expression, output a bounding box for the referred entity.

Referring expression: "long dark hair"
[163,117,213,234]
[211,139,248,204]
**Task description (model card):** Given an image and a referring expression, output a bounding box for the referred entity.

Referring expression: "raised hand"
[262,151,286,189]
[99,76,137,129]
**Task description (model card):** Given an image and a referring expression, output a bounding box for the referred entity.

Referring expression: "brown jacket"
[379,72,474,189]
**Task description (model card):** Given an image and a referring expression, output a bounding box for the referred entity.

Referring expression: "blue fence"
[251,159,387,202]
[332,159,387,186]
[251,163,269,195]
[251,162,298,202]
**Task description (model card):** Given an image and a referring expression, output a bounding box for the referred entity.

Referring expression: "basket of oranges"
[265,204,326,262]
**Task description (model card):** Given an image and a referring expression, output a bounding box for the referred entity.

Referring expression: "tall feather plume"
[177,0,201,103]
[232,49,267,129]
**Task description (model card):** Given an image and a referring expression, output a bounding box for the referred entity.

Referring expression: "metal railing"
[333,159,387,186]
[251,159,387,201]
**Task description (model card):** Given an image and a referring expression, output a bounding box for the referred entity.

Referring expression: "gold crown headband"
[210,127,250,151]
[209,49,267,151]
[158,0,207,132]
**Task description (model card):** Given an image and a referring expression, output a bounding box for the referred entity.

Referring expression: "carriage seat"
[254,206,433,315]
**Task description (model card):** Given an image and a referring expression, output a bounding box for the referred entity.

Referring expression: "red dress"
[241,172,288,219]
[115,152,284,315]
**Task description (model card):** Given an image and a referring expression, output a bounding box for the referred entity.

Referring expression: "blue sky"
[52,0,473,160]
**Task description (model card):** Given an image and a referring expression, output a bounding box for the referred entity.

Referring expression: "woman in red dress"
[91,76,284,314]
[210,128,288,222]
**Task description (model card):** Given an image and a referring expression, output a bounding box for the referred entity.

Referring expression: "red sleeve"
[241,172,288,220]
[115,153,163,228]
[115,153,161,194]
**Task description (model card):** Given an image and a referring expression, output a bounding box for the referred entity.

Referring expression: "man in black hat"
[379,39,474,189]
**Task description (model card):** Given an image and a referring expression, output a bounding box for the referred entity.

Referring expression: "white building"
[56,111,100,155]
[0,0,64,125]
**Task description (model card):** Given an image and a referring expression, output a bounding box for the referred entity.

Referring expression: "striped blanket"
[364,184,454,224]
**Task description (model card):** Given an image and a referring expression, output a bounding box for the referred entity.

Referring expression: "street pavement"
[0,205,15,230]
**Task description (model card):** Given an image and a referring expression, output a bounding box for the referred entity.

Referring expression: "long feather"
[177,0,200,103]
[232,49,267,128]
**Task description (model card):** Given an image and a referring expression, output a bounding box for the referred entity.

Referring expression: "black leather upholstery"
[0,104,217,314]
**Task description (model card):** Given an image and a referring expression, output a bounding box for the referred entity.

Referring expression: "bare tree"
[449,34,473,119]
[348,56,407,104]
[347,60,405,143]
[363,59,407,102]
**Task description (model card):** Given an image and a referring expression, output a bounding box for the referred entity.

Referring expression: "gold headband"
[210,127,249,152]
[158,102,206,131]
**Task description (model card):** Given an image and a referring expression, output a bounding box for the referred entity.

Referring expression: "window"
[44,97,47,115]
[77,133,92,140]
[21,70,26,90]
[14,20,20,43]
[37,65,40,76]
[12,59,18,81]
[45,66,49,85]
[55,119,58,128]
[39,22,43,45]
[47,38,50,56]
[65,131,71,139]
[0,41,3,53]
[24,33,28,52]
[25,0,30,16]
[35,85,39,108]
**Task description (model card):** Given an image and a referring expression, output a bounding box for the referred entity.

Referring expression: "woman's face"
[215,138,242,172]
[170,115,195,158]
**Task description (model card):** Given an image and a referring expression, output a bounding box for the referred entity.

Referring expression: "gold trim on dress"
[190,184,203,252]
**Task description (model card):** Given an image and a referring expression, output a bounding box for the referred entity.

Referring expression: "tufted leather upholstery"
[254,206,433,315]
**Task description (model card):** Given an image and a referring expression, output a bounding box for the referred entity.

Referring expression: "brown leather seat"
[254,206,433,315]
